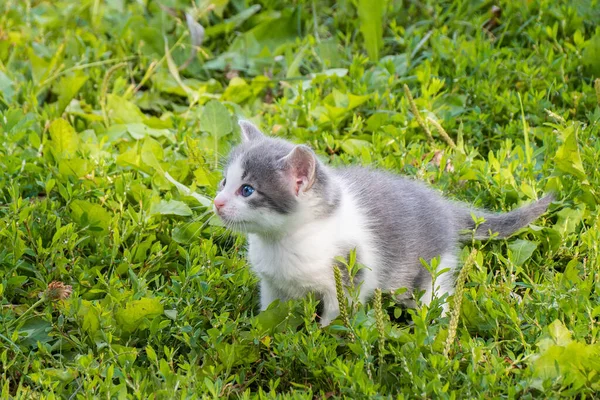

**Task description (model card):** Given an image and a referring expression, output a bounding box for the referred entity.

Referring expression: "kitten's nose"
[214,196,226,212]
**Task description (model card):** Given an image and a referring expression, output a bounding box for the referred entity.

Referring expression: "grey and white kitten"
[213,121,552,326]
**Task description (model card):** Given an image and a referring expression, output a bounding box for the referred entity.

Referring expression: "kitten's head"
[213,121,331,236]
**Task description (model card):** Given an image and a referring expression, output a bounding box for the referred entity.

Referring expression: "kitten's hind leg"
[319,290,341,327]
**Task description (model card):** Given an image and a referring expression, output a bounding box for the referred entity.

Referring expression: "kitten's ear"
[280,145,317,195]
[238,120,264,143]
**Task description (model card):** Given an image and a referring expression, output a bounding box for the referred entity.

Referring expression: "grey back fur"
[334,166,551,292]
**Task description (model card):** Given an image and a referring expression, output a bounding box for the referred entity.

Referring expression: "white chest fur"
[246,189,378,300]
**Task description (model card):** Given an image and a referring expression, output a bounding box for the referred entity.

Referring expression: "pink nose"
[214,196,226,212]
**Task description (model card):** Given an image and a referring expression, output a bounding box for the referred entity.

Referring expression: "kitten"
[213,121,553,326]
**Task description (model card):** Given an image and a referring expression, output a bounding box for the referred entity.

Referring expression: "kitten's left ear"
[238,120,264,143]
[280,145,317,195]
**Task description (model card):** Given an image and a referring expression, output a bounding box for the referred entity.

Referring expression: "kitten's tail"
[456,194,554,240]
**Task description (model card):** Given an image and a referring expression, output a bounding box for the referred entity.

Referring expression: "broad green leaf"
[151,172,172,191]
[58,158,91,178]
[78,300,100,334]
[366,112,391,132]
[204,4,261,36]
[530,345,567,381]
[1,108,36,134]
[48,118,79,160]
[357,0,387,61]
[116,143,151,174]
[151,71,220,98]
[150,200,193,217]
[28,48,49,84]
[508,239,537,266]
[164,309,177,321]
[127,123,173,141]
[554,125,587,182]
[114,297,164,333]
[131,236,155,263]
[331,90,371,109]
[529,319,600,389]
[200,100,233,138]
[311,90,370,125]
[208,0,229,18]
[255,300,288,332]
[112,345,139,367]
[562,259,582,284]
[106,94,145,124]
[28,368,78,383]
[205,10,300,73]
[302,68,349,90]
[548,319,572,347]
[18,317,52,348]
[341,139,371,156]
[380,54,409,76]
[583,32,600,76]
[140,137,165,173]
[65,100,105,122]
[222,78,252,104]
[55,73,88,114]
[227,10,298,55]
[70,200,111,236]
[0,71,15,104]
[316,39,344,69]
[146,345,157,363]
[215,342,259,370]
[554,206,584,236]
[193,167,219,187]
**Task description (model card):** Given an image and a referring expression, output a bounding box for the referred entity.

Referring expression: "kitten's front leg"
[319,290,341,326]
[259,280,282,311]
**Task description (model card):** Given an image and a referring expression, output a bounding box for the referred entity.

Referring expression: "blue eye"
[240,184,255,197]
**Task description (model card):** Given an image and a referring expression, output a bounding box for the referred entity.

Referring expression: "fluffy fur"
[213,121,553,326]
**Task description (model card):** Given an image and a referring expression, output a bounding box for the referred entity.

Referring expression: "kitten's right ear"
[238,120,264,143]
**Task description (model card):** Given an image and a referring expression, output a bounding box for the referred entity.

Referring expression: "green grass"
[1,0,600,398]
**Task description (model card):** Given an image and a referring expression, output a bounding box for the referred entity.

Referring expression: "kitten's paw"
[319,308,339,327]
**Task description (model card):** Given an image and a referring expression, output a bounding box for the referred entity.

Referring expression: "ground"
[1,0,600,398]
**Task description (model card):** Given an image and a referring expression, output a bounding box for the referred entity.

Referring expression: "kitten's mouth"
[213,209,266,234]
[213,206,239,223]
[217,214,250,230]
